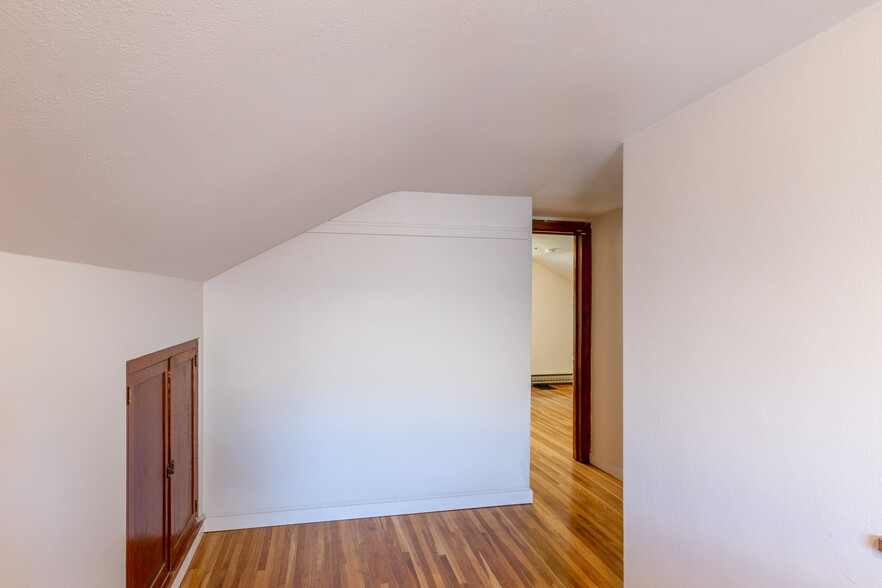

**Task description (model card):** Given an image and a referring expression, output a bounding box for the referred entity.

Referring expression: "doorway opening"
[531,220,591,463]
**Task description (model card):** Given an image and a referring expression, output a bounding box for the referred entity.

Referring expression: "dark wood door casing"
[532,220,592,464]
[126,339,199,588]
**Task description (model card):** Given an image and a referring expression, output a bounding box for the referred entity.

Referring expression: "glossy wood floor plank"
[180,384,623,587]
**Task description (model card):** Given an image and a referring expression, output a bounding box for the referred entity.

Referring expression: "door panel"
[126,361,168,588]
[169,350,196,567]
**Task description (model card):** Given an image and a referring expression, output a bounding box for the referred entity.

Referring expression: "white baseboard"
[589,454,623,481]
[203,489,534,533]
[168,521,205,588]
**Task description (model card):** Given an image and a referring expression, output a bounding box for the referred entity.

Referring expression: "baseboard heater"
[531,373,573,384]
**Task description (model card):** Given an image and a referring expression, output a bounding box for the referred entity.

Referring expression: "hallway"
[179,384,623,587]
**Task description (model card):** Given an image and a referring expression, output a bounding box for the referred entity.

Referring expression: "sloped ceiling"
[532,234,574,283]
[1,1,875,280]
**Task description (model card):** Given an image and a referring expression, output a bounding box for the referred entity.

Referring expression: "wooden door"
[126,361,169,588]
[169,348,197,568]
[127,339,199,588]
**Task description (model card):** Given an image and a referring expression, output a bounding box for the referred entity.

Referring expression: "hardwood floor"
[179,384,623,587]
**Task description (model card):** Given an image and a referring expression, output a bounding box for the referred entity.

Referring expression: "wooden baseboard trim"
[203,490,534,533]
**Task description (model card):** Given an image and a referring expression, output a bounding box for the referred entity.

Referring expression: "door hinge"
[126,386,132,405]
[167,370,171,387]
[166,460,175,478]
[194,355,198,368]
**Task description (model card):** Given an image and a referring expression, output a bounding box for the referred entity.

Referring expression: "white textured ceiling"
[1,1,876,279]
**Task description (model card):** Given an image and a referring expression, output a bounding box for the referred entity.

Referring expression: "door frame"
[532,220,592,463]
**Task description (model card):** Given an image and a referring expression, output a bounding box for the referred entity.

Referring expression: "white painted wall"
[0,253,202,588]
[590,208,623,480]
[531,259,574,375]
[624,4,882,586]
[202,192,532,530]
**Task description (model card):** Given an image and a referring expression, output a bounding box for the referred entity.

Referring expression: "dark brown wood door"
[126,361,169,588]
[169,349,197,567]
[127,339,200,588]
